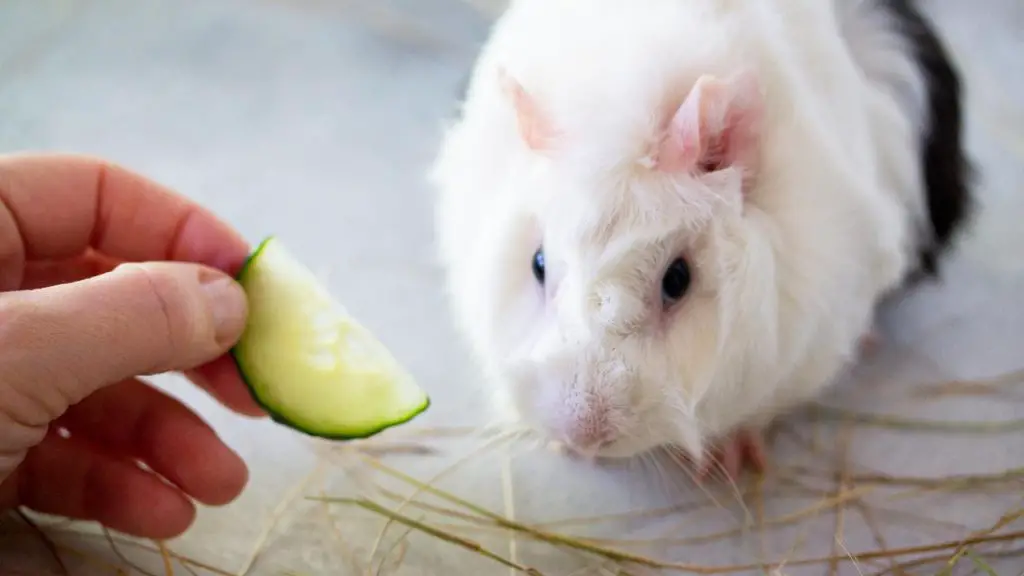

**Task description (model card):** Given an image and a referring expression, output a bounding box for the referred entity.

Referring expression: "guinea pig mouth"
[501,345,661,451]
[559,429,668,461]
[592,439,655,460]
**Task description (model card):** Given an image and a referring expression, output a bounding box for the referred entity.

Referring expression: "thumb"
[0,261,248,410]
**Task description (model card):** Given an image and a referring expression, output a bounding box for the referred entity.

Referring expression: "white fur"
[430,0,930,460]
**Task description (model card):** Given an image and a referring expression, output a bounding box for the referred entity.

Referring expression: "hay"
[7,368,1024,575]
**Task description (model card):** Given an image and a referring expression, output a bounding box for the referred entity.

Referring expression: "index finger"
[0,153,250,290]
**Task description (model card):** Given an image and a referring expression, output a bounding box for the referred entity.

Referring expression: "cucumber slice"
[230,236,429,439]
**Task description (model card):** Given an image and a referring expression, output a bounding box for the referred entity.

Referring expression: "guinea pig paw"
[858,330,882,358]
[697,429,767,483]
[548,440,573,456]
[548,440,593,462]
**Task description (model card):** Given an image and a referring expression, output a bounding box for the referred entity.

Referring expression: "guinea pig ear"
[655,71,763,187]
[499,68,556,152]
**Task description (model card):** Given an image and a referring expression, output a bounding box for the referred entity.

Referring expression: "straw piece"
[236,465,323,576]
[342,497,545,575]
[104,528,158,576]
[158,541,174,576]
[365,431,512,567]
[327,459,1024,574]
[965,551,999,576]
[806,406,1024,433]
[51,530,236,576]
[939,508,1024,574]
[15,509,67,575]
[501,454,518,576]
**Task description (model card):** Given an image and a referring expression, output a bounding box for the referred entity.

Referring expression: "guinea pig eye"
[699,158,723,173]
[661,257,692,305]
[531,247,545,284]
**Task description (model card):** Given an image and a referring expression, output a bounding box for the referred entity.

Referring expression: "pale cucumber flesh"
[231,237,429,439]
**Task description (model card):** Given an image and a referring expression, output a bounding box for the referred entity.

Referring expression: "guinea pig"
[429,0,972,478]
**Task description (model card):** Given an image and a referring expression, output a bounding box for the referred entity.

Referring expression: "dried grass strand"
[806,405,1024,434]
[15,509,68,575]
[346,497,545,575]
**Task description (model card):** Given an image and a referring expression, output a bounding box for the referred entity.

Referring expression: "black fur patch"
[882,0,975,278]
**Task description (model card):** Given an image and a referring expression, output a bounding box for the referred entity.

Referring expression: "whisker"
[705,445,757,529]
[645,451,677,504]
[494,426,546,460]
[662,447,730,515]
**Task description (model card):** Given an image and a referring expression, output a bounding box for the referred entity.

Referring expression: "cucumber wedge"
[230,236,429,439]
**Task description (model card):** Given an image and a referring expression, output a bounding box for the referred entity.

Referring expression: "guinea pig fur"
[429,0,972,470]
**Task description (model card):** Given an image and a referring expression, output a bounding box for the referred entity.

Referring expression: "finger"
[19,252,265,419]
[186,355,266,418]
[7,431,196,540]
[0,261,247,419]
[0,153,249,290]
[19,250,121,290]
[57,378,248,506]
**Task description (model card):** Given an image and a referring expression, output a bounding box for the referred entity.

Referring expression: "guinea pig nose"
[562,423,616,454]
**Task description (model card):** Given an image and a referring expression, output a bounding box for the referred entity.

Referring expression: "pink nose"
[565,424,610,450]
[560,421,615,453]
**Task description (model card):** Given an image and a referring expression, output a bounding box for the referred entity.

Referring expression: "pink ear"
[655,71,763,184]
[499,68,556,152]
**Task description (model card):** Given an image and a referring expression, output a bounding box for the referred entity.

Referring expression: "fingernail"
[200,273,248,347]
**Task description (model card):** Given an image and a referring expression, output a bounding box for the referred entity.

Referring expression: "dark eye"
[661,257,692,304]
[532,247,545,284]
[699,158,723,173]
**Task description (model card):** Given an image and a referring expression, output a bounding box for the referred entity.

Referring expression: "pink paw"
[697,428,767,482]
[548,440,598,462]
[858,330,881,357]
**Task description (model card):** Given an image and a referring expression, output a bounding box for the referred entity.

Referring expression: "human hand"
[0,153,265,539]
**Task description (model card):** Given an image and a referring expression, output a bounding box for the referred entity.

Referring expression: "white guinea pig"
[429,0,972,476]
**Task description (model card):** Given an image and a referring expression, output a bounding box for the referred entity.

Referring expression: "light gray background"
[0,1,1022,575]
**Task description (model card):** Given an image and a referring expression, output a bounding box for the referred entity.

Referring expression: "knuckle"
[124,264,200,372]
[0,297,71,427]
[0,298,46,378]
[0,296,28,347]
